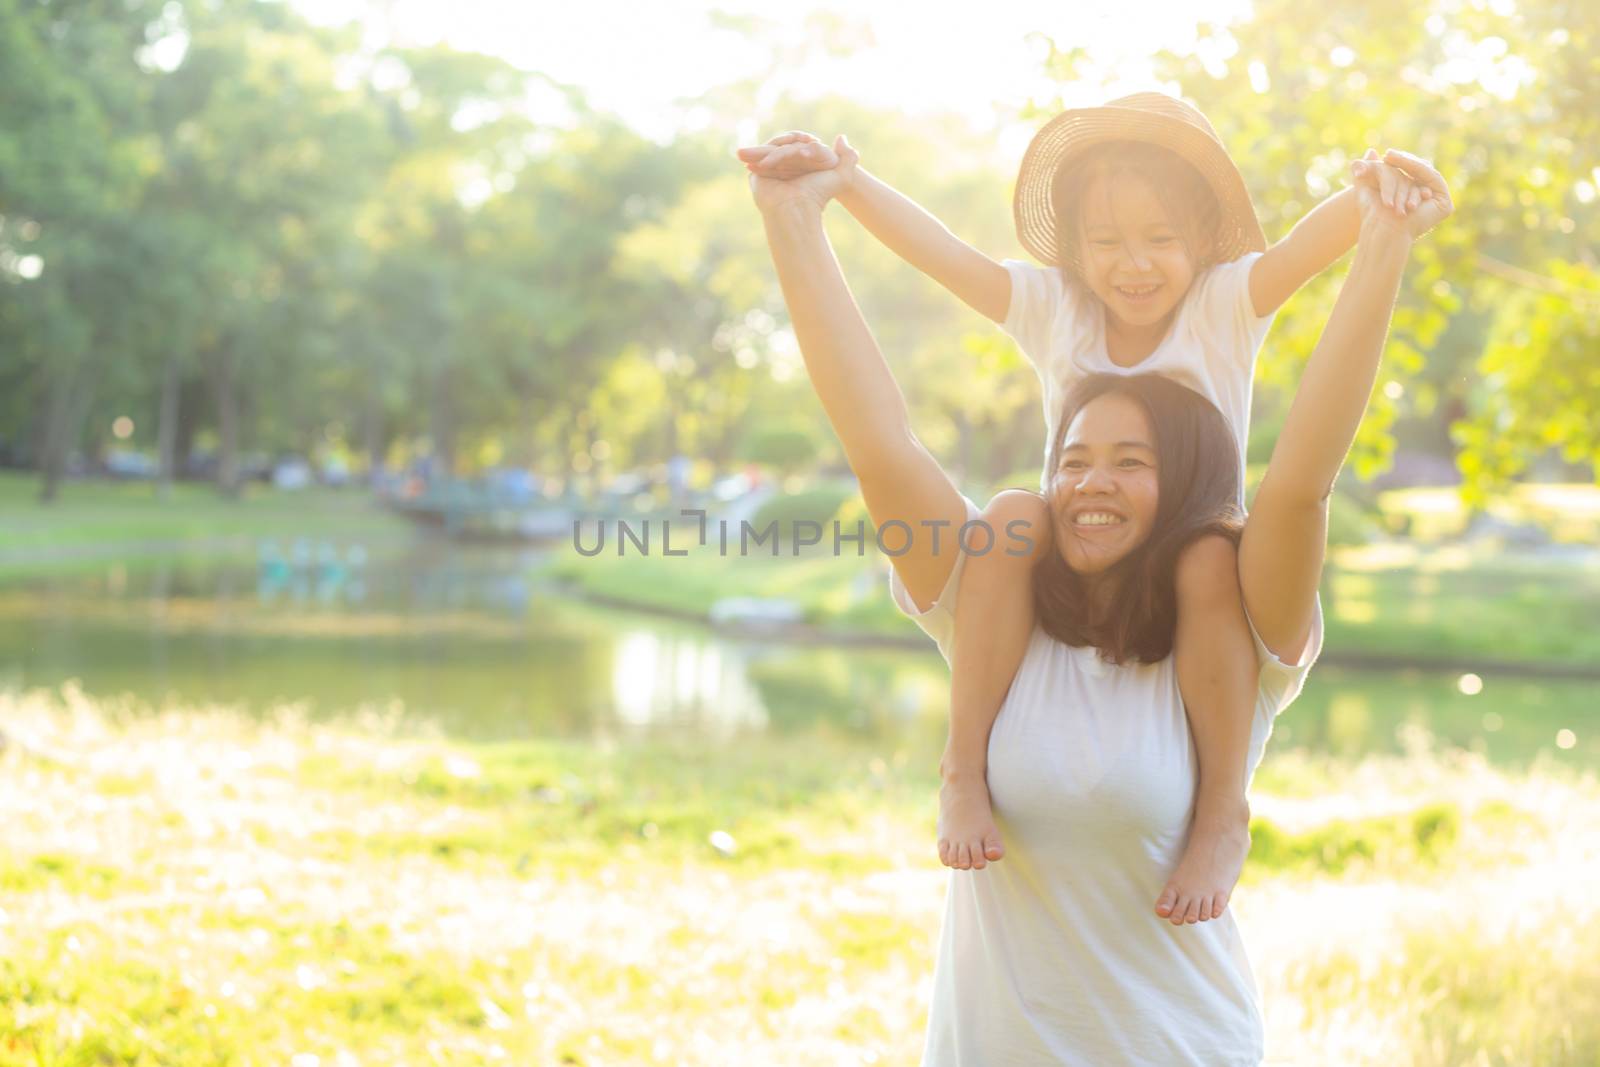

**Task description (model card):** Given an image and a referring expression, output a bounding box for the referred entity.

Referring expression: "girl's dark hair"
[1051,140,1222,281]
[1031,373,1243,665]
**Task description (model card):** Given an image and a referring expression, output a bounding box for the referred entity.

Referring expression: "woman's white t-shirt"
[1003,253,1276,491]
[891,521,1322,1066]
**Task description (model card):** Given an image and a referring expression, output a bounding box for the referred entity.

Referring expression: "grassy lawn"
[1380,483,1600,544]
[540,544,909,634]
[0,472,416,578]
[2,689,1597,1064]
[1323,542,1600,668]
[539,537,1600,671]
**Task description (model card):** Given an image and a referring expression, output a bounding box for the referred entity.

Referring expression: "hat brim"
[1013,104,1267,268]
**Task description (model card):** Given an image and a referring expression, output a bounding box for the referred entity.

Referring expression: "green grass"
[540,542,910,634]
[0,853,135,897]
[1323,542,1600,668]
[293,730,935,876]
[0,917,500,1062]
[1246,803,1459,878]
[0,471,415,577]
[1380,482,1600,544]
[3,686,1596,1064]
[540,535,1600,669]
[1289,910,1600,1065]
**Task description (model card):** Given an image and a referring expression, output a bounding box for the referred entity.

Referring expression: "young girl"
[739,94,1429,925]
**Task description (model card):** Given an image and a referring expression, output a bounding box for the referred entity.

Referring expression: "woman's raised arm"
[1240,151,1453,662]
[752,150,970,610]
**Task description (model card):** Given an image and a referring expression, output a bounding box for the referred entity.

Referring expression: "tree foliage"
[1134,0,1597,496]
[0,0,1590,505]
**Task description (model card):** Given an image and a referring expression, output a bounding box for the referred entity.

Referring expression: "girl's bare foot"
[1154,804,1250,924]
[937,771,1006,870]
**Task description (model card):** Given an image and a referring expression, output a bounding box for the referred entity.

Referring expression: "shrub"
[749,482,859,549]
[740,422,821,475]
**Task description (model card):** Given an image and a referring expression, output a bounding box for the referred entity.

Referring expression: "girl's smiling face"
[1048,390,1161,574]
[1075,172,1204,330]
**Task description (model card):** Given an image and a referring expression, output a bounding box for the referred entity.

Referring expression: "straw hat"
[1013,92,1266,268]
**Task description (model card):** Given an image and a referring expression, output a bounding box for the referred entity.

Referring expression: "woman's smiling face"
[1074,172,1200,329]
[1048,390,1161,574]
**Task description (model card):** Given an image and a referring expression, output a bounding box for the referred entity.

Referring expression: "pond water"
[0,541,1594,770]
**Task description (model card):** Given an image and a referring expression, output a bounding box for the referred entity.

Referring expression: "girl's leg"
[940,490,1049,869]
[1156,534,1258,924]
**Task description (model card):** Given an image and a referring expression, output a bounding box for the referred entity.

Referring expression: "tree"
[147,3,386,495]
[741,421,819,475]
[1128,0,1595,495]
[0,0,166,500]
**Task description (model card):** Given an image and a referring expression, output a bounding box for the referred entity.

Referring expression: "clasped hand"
[738,132,858,216]
[1349,148,1453,240]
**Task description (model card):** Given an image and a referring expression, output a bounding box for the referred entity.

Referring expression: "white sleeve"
[887,495,983,666]
[1190,252,1276,375]
[1242,593,1323,781]
[1000,259,1069,382]
[1247,593,1323,724]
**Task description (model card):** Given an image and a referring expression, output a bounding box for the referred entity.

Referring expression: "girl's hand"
[737,130,861,186]
[737,130,833,175]
[1379,149,1453,238]
[745,134,857,216]
[1350,149,1453,240]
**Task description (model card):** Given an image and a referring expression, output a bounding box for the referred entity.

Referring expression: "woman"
[748,148,1450,1063]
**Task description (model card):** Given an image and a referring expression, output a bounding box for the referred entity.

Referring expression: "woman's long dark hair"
[1031,373,1243,664]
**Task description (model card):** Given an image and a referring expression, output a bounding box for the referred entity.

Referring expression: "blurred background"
[0,0,1596,1064]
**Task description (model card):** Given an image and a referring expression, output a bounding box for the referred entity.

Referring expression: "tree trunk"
[175,376,204,478]
[430,362,455,479]
[37,378,73,505]
[156,352,181,500]
[208,338,241,498]
[364,365,385,488]
[37,363,95,504]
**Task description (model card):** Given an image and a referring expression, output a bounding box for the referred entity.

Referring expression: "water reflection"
[0,544,1593,767]
[0,545,946,744]
[257,539,371,607]
[611,632,768,734]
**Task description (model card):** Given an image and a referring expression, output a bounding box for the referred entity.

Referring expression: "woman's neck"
[1104,309,1174,368]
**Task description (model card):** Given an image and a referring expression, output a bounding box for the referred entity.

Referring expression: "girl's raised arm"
[742,132,1013,325]
[1240,152,1453,662]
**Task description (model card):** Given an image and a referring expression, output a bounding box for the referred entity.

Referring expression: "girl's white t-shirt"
[1003,253,1276,490]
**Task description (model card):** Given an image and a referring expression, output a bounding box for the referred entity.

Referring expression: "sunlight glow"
[297,0,1250,152]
